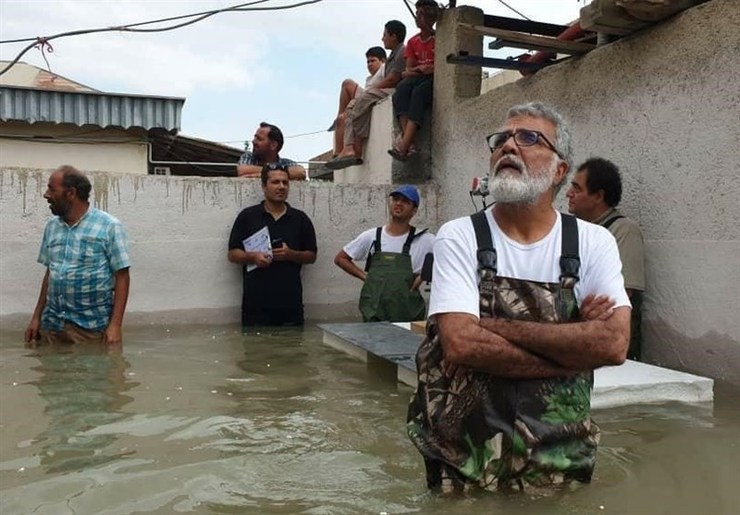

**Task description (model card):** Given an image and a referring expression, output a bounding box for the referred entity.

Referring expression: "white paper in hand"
[242,226,272,272]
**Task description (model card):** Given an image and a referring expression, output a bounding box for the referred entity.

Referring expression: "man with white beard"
[406,103,631,493]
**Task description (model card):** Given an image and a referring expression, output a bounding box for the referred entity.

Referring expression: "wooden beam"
[459,23,595,54]
[446,53,553,72]
[482,14,567,37]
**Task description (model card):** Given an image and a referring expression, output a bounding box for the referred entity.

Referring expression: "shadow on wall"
[644,318,740,386]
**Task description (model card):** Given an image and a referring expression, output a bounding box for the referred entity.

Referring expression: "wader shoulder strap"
[402,226,417,255]
[364,227,384,272]
[559,213,580,320]
[602,214,624,230]
[471,210,497,275]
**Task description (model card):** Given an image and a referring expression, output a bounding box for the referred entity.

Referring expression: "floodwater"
[0,324,738,515]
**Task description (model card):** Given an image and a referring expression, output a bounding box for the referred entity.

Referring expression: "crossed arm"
[437,296,630,379]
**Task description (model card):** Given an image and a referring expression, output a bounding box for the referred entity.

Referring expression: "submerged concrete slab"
[319,322,714,409]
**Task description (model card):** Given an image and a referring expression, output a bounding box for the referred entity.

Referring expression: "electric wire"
[495,0,531,21]
[0,0,323,77]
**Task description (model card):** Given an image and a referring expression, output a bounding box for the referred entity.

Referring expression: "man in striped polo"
[24,165,131,347]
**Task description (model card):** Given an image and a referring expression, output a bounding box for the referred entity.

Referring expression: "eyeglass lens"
[489,130,540,149]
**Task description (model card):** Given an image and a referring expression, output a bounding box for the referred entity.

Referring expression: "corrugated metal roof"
[0,86,185,132]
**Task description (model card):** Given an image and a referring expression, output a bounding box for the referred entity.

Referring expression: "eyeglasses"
[485,129,562,158]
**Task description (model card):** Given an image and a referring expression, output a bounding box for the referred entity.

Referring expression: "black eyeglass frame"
[485,129,563,159]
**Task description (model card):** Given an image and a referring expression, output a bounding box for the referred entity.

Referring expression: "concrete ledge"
[319,322,714,409]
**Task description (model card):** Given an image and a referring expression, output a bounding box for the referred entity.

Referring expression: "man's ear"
[554,161,569,188]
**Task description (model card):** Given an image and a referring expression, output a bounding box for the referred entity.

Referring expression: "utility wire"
[495,0,531,21]
[401,0,416,19]
[0,0,322,77]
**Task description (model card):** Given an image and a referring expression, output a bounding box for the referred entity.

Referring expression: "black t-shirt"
[228,202,317,312]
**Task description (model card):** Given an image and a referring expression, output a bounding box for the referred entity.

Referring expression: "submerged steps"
[319,322,714,409]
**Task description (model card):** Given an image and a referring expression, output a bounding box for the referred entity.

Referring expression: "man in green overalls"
[335,185,435,322]
[407,103,632,493]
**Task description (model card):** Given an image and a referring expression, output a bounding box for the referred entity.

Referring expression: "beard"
[489,153,559,205]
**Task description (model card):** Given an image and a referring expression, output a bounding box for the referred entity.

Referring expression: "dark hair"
[57,165,92,202]
[365,46,386,61]
[259,122,284,152]
[577,157,623,207]
[384,20,407,43]
[415,0,440,22]
[260,163,290,185]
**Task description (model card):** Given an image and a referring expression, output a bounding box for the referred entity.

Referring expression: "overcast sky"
[0,0,585,164]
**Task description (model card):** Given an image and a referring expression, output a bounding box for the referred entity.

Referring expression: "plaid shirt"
[237,151,297,169]
[38,207,131,332]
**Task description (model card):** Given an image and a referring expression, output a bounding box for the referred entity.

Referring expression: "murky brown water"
[0,324,738,514]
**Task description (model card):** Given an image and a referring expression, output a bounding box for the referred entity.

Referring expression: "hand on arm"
[334,250,367,282]
[228,248,272,268]
[417,63,434,75]
[480,306,631,370]
[24,269,49,347]
[104,267,130,346]
[437,313,572,379]
[272,243,316,264]
[372,71,401,89]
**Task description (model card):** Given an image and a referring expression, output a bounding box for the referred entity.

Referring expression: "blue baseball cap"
[390,185,421,206]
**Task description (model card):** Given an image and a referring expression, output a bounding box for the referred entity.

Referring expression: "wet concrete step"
[318,322,714,409]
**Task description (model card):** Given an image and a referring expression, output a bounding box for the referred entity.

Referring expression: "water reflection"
[27,344,138,474]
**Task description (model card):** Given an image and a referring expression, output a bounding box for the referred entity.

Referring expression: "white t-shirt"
[364,63,386,89]
[429,209,630,318]
[344,225,435,274]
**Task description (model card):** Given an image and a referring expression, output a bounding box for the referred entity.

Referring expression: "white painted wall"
[0,123,148,174]
[432,0,740,383]
[333,96,395,184]
[0,168,440,328]
[0,140,148,174]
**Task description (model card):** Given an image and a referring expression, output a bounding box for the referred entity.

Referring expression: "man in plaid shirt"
[24,166,131,347]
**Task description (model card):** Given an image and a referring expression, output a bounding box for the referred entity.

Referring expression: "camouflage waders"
[359,226,427,323]
[407,212,600,493]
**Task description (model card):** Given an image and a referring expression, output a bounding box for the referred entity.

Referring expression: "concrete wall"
[0,168,440,328]
[432,0,740,383]
[334,96,395,184]
[0,123,148,174]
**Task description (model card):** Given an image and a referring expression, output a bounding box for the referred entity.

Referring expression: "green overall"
[407,212,600,493]
[359,226,427,323]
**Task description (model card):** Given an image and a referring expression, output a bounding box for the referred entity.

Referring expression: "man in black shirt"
[228,164,317,326]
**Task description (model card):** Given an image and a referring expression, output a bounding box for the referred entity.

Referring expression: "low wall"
[0,168,440,330]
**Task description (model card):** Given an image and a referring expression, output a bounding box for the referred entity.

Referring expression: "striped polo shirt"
[38,207,131,331]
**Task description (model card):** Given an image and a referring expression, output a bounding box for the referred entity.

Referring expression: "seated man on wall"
[329,46,387,157]
[388,0,439,162]
[228,164,317,327]
[236,122,306,180]
[334,185,435,322]
[567,157,646,360]
[326,20,407,170]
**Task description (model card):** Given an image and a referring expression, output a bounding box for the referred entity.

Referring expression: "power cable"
[401,0,416,19]
[495,0,531,21]
[0,0,323,77]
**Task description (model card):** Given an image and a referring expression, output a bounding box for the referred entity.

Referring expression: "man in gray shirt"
[567,157,646,359]
[327,20,407,170]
